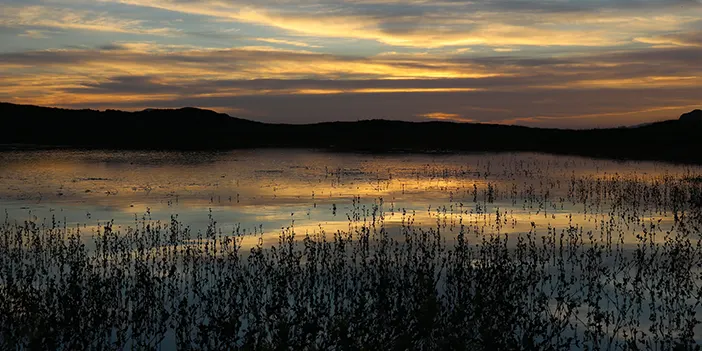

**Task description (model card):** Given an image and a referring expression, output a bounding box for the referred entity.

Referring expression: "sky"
[1,0,701,128]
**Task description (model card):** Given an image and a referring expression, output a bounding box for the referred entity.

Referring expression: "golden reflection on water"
[0,149,699,246]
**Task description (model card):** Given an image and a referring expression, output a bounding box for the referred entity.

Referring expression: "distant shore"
[2,102,701,164]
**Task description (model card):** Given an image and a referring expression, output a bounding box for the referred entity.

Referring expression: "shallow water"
[3,149,702,349]
[1,149,699,246]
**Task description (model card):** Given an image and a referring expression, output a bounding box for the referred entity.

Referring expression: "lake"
[1,149,698,245]
[2,149,702,349]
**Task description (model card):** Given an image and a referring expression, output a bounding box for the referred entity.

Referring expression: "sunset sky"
[1,0,701,128]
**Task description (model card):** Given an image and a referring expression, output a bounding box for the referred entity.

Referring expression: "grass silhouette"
[2,167,702,350]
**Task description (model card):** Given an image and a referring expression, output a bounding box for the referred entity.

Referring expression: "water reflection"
[1,149,699,246]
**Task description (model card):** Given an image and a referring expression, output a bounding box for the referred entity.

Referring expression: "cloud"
[493,48,518,53]
[65,75,186,95]
[1,43,701,128]
[98,44,128,51]
[634,31,702,47]
[419,112,477,123]
[18,29,52,39]
[0,5,179,36]
[38,85,701,129]
[498,103,702,127]
[100,0,702,48]
[2,0,702,128]
[254,38,322,48]
[0,44,496,80]
[2,43,700,82]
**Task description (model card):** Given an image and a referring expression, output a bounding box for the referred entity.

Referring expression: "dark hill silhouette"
[1,102,701,163]
[680,109,702,122]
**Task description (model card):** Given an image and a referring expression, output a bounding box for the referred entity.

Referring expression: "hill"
[1,102,701,163]
[680,109,702,122]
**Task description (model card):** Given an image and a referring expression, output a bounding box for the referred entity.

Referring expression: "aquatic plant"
[2,155,702,350]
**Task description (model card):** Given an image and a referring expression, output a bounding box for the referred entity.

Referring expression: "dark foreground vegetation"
[2,102,702,163]
[2,169,702,350]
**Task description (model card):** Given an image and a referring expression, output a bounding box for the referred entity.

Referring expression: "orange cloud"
[419,113,478,123]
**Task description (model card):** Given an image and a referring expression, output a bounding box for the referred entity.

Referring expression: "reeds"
[1,165,702,350]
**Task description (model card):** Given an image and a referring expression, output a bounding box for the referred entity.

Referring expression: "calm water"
[3,149,702,349]
[1,149,699,246]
